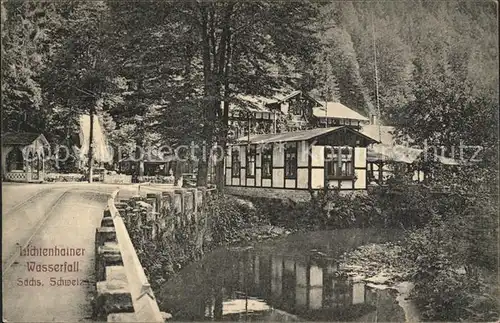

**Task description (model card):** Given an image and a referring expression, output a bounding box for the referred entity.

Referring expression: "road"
[1,183,134,323]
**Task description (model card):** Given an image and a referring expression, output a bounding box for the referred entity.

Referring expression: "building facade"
[225,127,378,193]
[227,90,459,190]
[228,90,371,139]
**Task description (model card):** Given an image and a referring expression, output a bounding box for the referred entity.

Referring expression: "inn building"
[225,89,460,195]
[225,126,378,192]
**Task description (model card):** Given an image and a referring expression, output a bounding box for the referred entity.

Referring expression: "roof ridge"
[2,131,41,135]
[2,132,46,146]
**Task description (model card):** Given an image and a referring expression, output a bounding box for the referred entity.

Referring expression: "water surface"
[158,228,405,321]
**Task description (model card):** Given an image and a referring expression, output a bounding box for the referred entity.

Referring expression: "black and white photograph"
[1,0,498,322]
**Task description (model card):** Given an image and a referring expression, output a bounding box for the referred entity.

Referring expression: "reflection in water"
[158,229,405,321]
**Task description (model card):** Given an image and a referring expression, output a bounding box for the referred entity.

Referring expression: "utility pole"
[88,107,94,183]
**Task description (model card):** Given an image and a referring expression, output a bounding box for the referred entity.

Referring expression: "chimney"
[370,114,378,125]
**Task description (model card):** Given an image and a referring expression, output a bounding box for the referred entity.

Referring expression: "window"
[326,147,354,179]
[231,148,240,178]
[284,142,297,179]
[246,146,256,178]
[261,146,272,179]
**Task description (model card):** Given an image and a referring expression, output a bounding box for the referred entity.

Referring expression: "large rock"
[232,197,256,212]
[136,201,153,210]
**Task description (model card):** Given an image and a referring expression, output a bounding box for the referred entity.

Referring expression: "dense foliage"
[243,181,456,231]
[403,189,499,321]
[3,1,497,179]
[3,2,498,320]
[309,1,498,122]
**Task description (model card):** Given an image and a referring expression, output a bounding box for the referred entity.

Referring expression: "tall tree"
[117,1,321,187]
[43,0,127,177]
[1,0,61,132]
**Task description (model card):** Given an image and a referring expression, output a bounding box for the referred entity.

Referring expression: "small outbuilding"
[361,125,460,184]
[2,132,49,182]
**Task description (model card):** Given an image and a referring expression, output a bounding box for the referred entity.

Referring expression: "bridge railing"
[94,186,216,322]
[94,189,165,322]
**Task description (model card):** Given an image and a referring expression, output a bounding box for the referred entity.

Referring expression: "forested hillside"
[311,1,497,119]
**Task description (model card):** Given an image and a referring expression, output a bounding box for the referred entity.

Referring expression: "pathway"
[2,182,179,322]
[2,183,119,322]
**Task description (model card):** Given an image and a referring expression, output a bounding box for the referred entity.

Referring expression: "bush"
[234,187,406,230]
[129,216,204,292]
[205,193,254,244]
[294,189,382,229]
[415,268,475,321]
[45,172,85,182]
[405,209,499,322]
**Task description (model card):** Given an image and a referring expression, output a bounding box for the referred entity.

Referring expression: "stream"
[157,228,406,321]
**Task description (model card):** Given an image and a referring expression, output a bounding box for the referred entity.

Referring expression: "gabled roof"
[313,102,369,121]
[271,90,323,106]
[360,125,396,144]
[362,125,459,165]
[228,90,323,114]
[235,126,379,145]
[2,132,49,146]
[367,144,460,165]
[230,95,276,113]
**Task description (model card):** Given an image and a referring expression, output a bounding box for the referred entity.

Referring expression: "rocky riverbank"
[220,223,294,244]
[337,242,420,322]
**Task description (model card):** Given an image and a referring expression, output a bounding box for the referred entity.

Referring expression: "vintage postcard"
[2,1,498,322]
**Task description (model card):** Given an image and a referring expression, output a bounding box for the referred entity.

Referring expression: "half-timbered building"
[361,125,459,184]
[225,126,378,192]
[227,90,372,139]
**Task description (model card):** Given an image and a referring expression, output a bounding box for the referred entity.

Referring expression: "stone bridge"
[94,187,214,322]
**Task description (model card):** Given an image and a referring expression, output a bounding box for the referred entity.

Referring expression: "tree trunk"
[197,3,215,187]
[197,2,234,188]
[215,161,225,189]
[215,98,230,190]
[213,287,223,320]
[135,138,144,179]
[214,5,233,191]
[197,157,209,187]
[87,107,94,183]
